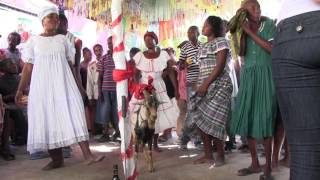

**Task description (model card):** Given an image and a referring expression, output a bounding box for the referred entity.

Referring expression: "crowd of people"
[0,0,320,179]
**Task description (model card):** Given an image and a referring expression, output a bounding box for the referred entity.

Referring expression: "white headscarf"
[38,6,58,22]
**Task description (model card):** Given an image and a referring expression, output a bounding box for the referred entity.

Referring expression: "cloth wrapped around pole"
[227,10,247,56]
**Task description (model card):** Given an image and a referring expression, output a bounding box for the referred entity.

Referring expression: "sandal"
[237,167,261,176]
[259,173,274,180]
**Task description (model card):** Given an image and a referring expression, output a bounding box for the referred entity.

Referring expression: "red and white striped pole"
[111,0,137,179]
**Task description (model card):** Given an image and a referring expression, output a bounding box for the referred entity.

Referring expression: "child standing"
[230,1,276,179]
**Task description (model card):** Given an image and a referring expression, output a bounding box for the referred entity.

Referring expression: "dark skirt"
[272,10,320,180]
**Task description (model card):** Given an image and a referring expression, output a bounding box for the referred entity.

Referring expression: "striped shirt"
[179,41,201,83]
[97,51,116,91]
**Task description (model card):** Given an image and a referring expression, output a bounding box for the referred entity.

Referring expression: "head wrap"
[38,6,59,22]
[144,31,158,45]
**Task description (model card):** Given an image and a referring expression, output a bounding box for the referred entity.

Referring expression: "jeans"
[95,91,118,130]
[272,11,320,180]
[180,84,197,145]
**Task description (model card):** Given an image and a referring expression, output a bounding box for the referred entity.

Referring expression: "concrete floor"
[0,138,289,180]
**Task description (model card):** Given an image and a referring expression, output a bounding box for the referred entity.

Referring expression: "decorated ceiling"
[49,0,242,49]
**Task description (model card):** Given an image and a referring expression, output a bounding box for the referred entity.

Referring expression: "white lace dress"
[129,50,179,134]
[23,35,89,153]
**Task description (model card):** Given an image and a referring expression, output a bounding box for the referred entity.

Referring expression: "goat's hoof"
[148,167,155,173]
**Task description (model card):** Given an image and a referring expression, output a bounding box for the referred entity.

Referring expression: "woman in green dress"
[230,1,276,179]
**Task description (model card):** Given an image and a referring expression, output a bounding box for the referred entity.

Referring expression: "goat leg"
[148,150,154,172]
[143,147,154,172]
[146,136,155,172]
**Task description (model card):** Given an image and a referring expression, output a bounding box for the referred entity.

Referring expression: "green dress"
[230,19,276,139]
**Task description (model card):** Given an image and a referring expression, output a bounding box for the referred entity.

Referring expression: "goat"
[132,89,163,172]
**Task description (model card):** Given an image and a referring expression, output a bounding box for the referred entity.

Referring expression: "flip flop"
[237,167,261,176]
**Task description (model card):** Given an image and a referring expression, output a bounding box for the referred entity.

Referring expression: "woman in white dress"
[129,32,179,151]
[15,6,103,170]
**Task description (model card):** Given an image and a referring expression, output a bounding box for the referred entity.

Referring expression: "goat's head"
[142,90,160,129]
[134,89,165,130]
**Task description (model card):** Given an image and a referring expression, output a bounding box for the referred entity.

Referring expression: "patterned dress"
[190,37,233,140]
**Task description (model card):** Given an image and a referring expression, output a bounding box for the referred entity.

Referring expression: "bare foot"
[153,146,162,153]
[42,161,64,171]
[85,155,105,165]
[237,166,261,176]
[215,156,226,167]
[279,158,290,168]
[193,156,214,165]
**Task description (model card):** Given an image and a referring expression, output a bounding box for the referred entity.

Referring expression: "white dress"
[129,50,179,134]
[23,35,89,153]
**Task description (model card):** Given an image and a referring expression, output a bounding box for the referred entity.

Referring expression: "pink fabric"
[178,68,187,100]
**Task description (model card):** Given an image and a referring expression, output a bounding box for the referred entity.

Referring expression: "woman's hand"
[241,20,252,34]
[175,89,180,100]
[15,90,24,106]
[196,82,209,97]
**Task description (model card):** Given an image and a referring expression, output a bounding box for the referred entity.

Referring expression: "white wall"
[260,0,282,19]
